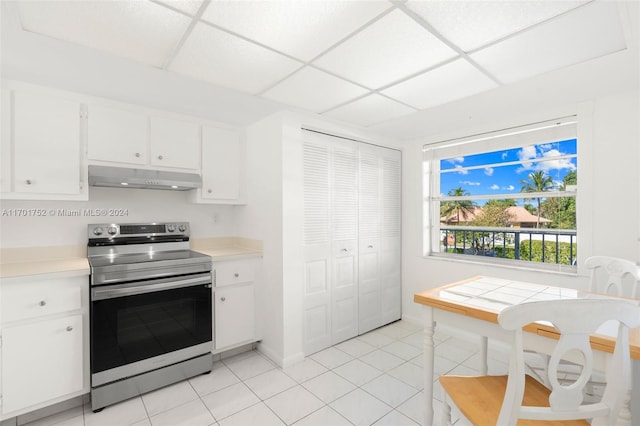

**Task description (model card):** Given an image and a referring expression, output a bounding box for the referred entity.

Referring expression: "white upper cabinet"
[87,104,147,165]
[88,104,201,171]
[149,116,200,170]
[1,87,87,200]
[194,125,245,204]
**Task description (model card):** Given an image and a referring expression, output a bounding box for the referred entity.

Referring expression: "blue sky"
[440,139,577,200]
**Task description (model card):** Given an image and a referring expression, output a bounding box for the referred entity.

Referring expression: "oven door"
[90,273,212,387]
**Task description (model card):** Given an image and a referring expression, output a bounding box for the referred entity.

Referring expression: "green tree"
[473,202,514,227]
[440,187,476,225]
[520,171,554,228]
[540,170,577,229]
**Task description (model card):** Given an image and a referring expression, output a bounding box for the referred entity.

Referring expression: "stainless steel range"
[87,222,213,412]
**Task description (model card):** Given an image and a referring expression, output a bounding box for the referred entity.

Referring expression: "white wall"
[237,113,286,365]
[400,88,640,323]
[0,187,239,248]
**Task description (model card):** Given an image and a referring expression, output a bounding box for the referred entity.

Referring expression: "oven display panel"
[120,224,166,234]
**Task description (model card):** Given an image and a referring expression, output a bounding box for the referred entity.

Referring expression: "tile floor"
[22,320,510,426]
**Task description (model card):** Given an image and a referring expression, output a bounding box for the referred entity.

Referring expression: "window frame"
[423,116,578,272]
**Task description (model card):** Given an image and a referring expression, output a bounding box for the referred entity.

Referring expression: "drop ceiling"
[6,0,632,128]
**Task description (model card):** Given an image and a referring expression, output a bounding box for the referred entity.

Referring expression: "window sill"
[425,252,578,276]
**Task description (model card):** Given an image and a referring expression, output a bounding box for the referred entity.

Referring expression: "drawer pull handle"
[66,326,73,332]
[341,248,348,252]
[158,155,164,160]
[26,179,33,185]
[368,245,374,248]
[39,300,47,306]
[234,273,239,278]
[135,152,141,158]
[221,297,226,302]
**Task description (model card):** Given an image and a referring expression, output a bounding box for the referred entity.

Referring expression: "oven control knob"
[178,224,186,232]
[107,226,117,235]
[93,227,104,236]
[167,224,176,232]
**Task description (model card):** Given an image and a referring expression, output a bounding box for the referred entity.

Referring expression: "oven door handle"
[92,275,211,300]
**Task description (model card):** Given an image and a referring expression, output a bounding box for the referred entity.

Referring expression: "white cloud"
[501,151,508,160]
[447,157,464,164]
[490,184,514,191]
[454,165,468,175]
[460,180,480,186]
[518,145,537,161]
[484,167,494,176]
[516,145,575,173]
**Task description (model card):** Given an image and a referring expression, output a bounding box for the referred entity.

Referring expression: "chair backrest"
[585,255,640,298]
[497,298,640,426]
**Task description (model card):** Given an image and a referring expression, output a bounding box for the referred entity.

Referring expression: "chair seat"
[439,374,590,426]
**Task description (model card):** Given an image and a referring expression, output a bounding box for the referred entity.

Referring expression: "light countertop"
[0,245,90,279]
[0,237,262,279]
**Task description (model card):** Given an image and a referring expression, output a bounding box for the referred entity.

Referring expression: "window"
[423,117,578,270]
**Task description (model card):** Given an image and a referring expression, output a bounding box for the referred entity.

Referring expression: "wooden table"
[414,276,640,426]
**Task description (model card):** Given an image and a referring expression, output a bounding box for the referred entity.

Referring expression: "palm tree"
[440,187,476,225]
[519,171,554,228]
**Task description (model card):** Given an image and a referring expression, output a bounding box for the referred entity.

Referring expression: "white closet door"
[302,136,332,355]
[358,145,382,334]
[380,148,402,324]
[331,141,358,344]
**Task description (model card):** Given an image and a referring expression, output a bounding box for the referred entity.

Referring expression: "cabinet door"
[330,141,359,345]
[2,314,83,414]
[214,284,255,350]
[380,148,402,324]
[149,116,200,170]
[12,91,81,194]
[88,104,147,165]
[201,126,241,201]
[358,146,382,334]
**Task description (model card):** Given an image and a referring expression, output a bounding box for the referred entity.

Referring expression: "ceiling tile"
[313,9,458,89]
[382,59,499,110]
[324,94,416,127]
[407,0,589,52]
[201,0,391,62]
[470,1,627,84]
[169,22,302,94]
[16,0,191,68]
[261,67,368,113]
[153,0,205,16]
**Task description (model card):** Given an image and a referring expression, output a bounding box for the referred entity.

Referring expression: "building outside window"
[423,117,578,270]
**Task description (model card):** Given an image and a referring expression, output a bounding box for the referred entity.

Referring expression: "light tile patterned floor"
[22,320,509,426]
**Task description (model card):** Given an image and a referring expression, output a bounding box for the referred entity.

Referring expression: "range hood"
[88,165,201,191]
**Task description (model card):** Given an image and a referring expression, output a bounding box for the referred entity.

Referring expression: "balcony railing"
[440,225,577,265]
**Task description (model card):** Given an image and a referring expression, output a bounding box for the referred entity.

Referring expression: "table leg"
[424,307,435,426]
[480,336,488,375]
[631,359,639,425]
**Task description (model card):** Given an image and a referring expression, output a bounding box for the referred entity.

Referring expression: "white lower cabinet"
[213,257,259,352]
[214,284,255,350]
[1,315,83,414]
[0,275,88,419]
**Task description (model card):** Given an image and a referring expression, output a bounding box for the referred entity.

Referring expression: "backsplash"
[0,187,239,248]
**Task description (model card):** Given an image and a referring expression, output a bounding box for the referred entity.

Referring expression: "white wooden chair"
[440,298,640,426]
[585,255,640,298]
[526,256,640,390]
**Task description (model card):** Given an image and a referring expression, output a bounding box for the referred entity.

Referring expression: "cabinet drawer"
[2,279,83,323]
[214,258,257,287]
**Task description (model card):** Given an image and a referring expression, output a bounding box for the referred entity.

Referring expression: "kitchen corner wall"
[0,187,240,248]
